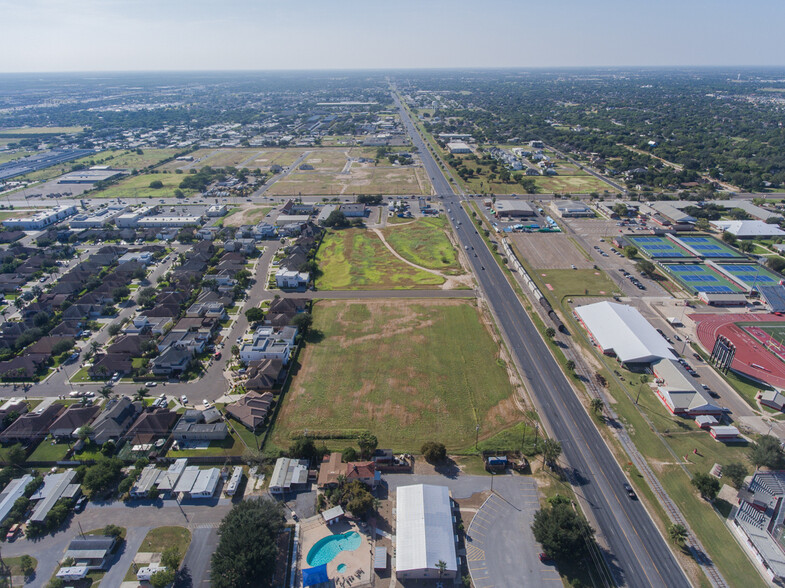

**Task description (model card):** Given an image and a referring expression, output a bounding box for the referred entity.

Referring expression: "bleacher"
[759,285,785,313]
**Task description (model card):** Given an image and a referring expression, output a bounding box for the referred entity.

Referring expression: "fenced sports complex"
[712,263,783,291]
[627,235,692,259]
[661,263,743,294]
[673,235,743,259]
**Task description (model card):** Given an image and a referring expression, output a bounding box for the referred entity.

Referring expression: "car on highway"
[623,483,637,500]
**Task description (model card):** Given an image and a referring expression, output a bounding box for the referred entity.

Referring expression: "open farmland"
[316,228,445,290]
[269,164,429,196]
[161,148,307,172]
[89,172,196,199]
[269,300,522,452]
[382,217,462,274]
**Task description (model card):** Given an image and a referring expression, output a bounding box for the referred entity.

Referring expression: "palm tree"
[135,387,149,402]
[541,439,562,467]
[668,523,688,547]
[435,560,447,579]
[98,385,113,400]
[590,397,604,415]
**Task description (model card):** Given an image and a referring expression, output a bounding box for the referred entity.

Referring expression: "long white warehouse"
[575,301,676,364]
[395,484,458,581]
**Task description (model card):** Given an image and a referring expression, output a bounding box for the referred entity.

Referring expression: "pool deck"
[298,516,374,587]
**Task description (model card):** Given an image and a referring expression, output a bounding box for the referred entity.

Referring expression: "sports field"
[381,217,462,274]
[673,235,743,258]
[268,300,522,452]
[743,324,785,361]
[316,228,445,289]
[715,263,782,289]
[661,263,742,294]
[627,235,692,259]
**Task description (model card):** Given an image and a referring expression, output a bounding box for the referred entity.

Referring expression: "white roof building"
[269,458,309,494]
[395,484,458,580]
[189,468,220,498]
[651,359,722,416]
[711,220,785,238]
[575,301,676,364]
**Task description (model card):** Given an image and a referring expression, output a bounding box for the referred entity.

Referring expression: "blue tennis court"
[661,263,743,294]
[674,236,742,258]
[628,236,692,259]
[715,263,782,289]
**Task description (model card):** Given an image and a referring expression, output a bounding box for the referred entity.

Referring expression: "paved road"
[177,526,219,588]
[394,90,690,588]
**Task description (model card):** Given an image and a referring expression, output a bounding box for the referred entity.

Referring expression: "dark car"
[623,483,637,500]
[74,496,88,513]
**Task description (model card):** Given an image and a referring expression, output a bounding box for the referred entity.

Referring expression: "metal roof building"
[0,474,32,525]
[130,465,161,498]
[494,200,535,217]
[395,484,458,580]
[173,466,200,495]
[189,468,220,498]
[30,470,79,523]
[156,458,187,494]
[575,301,676,364]
[711,220,785,238]
[269,458,309,494]
[652,359,722,416]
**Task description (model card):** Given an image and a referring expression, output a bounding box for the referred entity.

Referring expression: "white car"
[181,395,188,405]
[203,399,211,407]
[145,381,157,387]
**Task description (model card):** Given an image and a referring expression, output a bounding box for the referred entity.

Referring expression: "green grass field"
[222,206,273,227]
[91,173,196,199]
[268,300,521,453]
[536,268,620,299]
[0,149,35,165]
[382,217,462,274]
[316,228,445,290]
[0,126,83,135]
[85,149,181,170]
[27,437,72,462]
[140,526,191,554]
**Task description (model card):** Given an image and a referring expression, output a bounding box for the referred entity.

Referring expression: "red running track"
[691,313,785,389]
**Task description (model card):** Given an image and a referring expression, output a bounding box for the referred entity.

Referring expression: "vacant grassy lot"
[269,300,521,452]
[222,205,273,227]
[141,526,192,554]
[536,268,620,300]
[89,149,180,170]
[532,174,612,194]
[382,217,462,274]
[0,126,83,135]
[91,173,196,199]
[0,149,35,165]
[316,229,444,290]
[269,165,428,196]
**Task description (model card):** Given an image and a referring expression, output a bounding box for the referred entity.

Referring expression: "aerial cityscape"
[3,3,785,588]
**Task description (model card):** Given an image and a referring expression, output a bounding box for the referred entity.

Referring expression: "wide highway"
[394,92,690,588]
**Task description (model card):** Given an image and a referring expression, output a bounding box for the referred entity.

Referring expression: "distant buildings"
[494,200,535,218]
[3,205,78,230]
[447,141,471,154]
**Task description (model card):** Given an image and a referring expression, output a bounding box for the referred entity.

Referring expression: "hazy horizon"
[2,0,785,73]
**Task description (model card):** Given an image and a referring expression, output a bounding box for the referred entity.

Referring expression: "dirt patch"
[222,205,273,227]
[508,232,592,269]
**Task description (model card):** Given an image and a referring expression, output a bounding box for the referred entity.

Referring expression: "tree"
[98,386,114,399]
[357,431,378,459]
[288,438,319,461]
[590,397,604,415]
[150,569,176,588]
[623,245,638,259]
[135,386,150,402]
[636,259,656,277]
[4,444,26,466]
[81,457,124,498]
[118,477,134,495]
[341,447,358,462]
[721,231,737,246]
[738,241,754,253]
[545,327,556,339]
[436,560,447,579]
[421,441,447,463]
[102,524,123,538]
[211,498,285,588]
[695,218,710,231]
[723,462,749,489]
[291,312,313,332]
[19,555,34,578]
[691,472,720,501]
[532,500,595,560]
[45,579,64,588]
[112,286,130,303]
[613,203,628,217]
[245,307,265,323]
[750,434,785,470]
[161,545,182,570]
[322,210,349,228]
[668,523,688,547]
[107,322,122,337]
[541,439,562,467]
[565,359,575,372]
[149,180,164,189]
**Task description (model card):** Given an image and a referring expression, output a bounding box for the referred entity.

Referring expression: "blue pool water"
[337,563,347,573]
[307,531,361,566]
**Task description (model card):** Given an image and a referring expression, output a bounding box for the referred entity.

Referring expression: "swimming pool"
[337,563,347,573]
[306,531,361,567]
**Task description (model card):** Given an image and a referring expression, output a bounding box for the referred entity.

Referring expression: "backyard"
[268,299,523,453]
[315,228,445,290]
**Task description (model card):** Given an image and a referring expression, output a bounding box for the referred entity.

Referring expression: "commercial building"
[494,200,535,217]
[733,471,785,582]
[711,220,785,239]
[206,204,228,217]
[554,202,594,217]
[57,168,125,184]
[70,206,128,228]
[3,205,78,230]
[339,203,367,218]
[115,206,158,228]
[269,457,309,494]
[651,359,722,416]
[395,484,458,580]
[446,141,471,154]
[137,216,202,228]
[575,301,676,364]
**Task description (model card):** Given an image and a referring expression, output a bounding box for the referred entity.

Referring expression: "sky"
[1,0,785,72]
